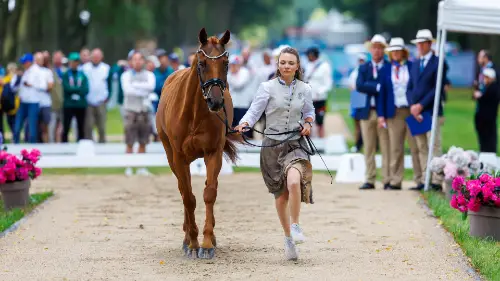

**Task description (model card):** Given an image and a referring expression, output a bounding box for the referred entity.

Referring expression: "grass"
[328,87,500,154]
[0,191,54,232]
[421,191,500,281]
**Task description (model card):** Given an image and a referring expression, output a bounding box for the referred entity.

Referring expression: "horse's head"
[196,28,230,112]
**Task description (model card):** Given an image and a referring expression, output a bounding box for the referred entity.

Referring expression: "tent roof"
[438,0,500,35]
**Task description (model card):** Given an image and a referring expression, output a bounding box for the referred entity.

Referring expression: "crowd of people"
[349,28,499,192]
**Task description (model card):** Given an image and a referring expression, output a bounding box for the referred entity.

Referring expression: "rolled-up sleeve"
[302,84,315,121]
[239,82,269,127]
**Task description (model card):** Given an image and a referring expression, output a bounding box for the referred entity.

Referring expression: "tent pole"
[424,29,447,192]
[435,28,441,55]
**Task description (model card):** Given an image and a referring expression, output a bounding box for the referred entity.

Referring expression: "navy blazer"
[355,60,391,120]
[379,60,413,118]
[406,54,448,117]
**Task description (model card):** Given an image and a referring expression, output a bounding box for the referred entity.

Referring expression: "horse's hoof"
[185,248,199,259]
[198,248,215,259]
[182,242,189,254]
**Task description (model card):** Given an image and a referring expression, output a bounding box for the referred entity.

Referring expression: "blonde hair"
[6,62,17,74]
[387,49,409,63]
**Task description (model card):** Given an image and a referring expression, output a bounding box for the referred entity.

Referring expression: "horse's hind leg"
[198,151,223,259]
[159,131,199,258]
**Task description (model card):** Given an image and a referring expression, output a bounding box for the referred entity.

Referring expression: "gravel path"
[0,173,480,281]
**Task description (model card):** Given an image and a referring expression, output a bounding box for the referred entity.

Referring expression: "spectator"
[120,51,156,176]
[347,53,367,153]
[407,29,448,191]
[304,46,333,138]
[14,53,46,143]
[46,51,64,143]
[0,62,22,139]
[108,59,128,122]
[78,48,90,70]
[168,53,186,71]
[153,49,173,112]
[473,68,499,153]
[227,54,252,137]
[82,48,110,143]
[355,34,391,190]
[62,52,89,142]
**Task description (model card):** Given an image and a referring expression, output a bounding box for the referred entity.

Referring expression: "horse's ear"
[199,28,208,45]
[219,30,230,45]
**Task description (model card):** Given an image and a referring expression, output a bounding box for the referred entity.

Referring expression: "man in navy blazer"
[406,29,448,191]
[355,34,391,190]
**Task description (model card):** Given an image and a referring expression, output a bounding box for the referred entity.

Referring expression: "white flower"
[429,156,447,173]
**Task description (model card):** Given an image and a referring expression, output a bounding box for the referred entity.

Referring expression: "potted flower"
[0,149,42,211]
[450,173,500,241]
[429,146,491,200]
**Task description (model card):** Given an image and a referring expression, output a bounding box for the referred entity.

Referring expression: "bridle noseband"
[196,48,229,100]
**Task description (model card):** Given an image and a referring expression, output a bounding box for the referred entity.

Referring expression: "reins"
[213,104,333,184]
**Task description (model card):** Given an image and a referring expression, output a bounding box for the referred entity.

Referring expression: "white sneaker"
[136,167,152,176]
[125,167,134,176]
[284,236,298,261]
[290,223,306,244]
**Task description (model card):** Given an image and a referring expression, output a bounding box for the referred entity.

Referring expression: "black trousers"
[475,114,497,153]
[62,107,86,143]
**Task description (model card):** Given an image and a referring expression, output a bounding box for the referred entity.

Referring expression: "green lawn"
[0,191,54,232]
[328,87,500,154]
[421,191,500,281]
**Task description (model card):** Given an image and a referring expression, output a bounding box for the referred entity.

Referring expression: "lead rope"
[214,105,333,184]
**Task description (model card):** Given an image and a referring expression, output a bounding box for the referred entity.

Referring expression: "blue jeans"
[14,102,40,143]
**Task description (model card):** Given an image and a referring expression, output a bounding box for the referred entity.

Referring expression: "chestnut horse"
[156,28,241,259]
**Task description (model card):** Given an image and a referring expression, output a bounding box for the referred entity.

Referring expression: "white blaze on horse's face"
[197,28,231,113]
[197,48,229,112]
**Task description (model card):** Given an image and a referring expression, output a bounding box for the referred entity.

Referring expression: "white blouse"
[239,77,315,128]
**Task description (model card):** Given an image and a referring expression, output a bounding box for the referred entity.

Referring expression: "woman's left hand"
[301,122,312,136]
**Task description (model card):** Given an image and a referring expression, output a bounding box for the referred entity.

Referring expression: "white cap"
[370,34,387,47]
[411,29,434,44]
[483,68,496,79]
[386,37,407,52]
[147,55,160,68]
[229,54,242,65]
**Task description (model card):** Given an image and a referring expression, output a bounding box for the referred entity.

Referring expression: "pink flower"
[34,167,42,177]
[495,196,500,207]
[452,176,465,191]
[479,173,493,183]
[457,194,467,206]
[450,195,459,209]
[466,179,482,197]
[15,167,29,181]
[495,177,500,187]
[0,173,6,184]
[458,205,468,212]
[467,199,482,212]
[482,182,495,202]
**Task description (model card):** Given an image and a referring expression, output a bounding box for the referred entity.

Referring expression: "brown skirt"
[259,137,314,203]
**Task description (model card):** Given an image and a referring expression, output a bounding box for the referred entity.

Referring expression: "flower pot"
[469,206,500,241]
[0,179,31,211]
[444,179,453,201]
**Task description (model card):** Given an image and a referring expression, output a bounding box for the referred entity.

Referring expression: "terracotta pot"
[0,179,31,211]
[469,206,500,241]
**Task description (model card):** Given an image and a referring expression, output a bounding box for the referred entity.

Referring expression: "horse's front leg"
[198,151,222,259]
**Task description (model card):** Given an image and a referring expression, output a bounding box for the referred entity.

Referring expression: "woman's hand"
[301,122,312,136]
[234,122,250,134]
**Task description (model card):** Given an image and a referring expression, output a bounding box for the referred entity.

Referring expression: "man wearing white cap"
[355,34,391,190]
[407,29,448,191]
[473,67,499,153]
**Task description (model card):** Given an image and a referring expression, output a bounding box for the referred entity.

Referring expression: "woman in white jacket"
[227,54,253,137]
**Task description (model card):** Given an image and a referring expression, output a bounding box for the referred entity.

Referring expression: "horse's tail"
[223,133,244,164]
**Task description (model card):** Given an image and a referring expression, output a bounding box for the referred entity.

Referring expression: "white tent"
[425,0,500,191]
